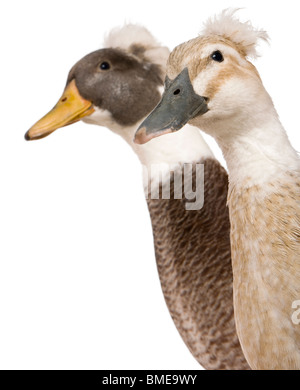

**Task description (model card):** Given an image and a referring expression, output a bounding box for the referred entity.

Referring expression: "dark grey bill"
[134,67,208,144]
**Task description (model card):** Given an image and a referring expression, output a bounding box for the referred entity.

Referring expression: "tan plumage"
[229,174,300,369]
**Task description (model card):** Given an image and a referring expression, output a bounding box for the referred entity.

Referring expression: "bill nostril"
[173,89,180,95]
[61,97,67,102]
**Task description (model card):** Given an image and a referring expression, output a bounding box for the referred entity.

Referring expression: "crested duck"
[135,10,300,370]
[25,24,249,370]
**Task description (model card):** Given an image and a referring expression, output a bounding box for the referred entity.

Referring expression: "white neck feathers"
[131,124,214,168]
[84,107,214,169]
[217,110,300,189]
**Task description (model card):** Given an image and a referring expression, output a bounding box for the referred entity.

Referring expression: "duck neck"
[215,107,300,191]
[83,107,214,186]
[110,119,214,170]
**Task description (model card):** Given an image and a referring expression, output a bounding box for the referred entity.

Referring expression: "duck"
[25,24,249,370]
[135,10,300,370]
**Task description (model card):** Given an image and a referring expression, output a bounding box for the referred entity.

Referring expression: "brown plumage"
[147,158,250,370]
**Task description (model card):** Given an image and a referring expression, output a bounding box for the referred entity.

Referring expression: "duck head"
[134,9,269,144]
[25,25,169,141]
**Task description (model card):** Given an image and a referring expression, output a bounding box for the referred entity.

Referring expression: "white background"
[0,0,299,369]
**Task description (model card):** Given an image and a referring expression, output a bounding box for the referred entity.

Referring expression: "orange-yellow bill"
[25,79,94,141]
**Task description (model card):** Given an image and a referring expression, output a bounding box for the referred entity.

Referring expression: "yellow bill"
[25,79,94,140]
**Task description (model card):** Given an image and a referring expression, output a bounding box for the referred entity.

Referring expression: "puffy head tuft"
[202,9,269,59]
[104,24,159,51]
[103,24,169,68]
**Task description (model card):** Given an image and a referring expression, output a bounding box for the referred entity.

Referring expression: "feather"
[103,24,169,67]
[202,8,269,59]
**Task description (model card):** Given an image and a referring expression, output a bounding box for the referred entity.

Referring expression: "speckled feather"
[147,158,250,370]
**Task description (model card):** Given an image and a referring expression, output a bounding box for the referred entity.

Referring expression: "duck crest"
[202,8,269,59]
[103,24,170,70]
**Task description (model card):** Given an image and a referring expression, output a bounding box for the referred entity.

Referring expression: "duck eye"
[100,62,110,70]
[211,51,224,63]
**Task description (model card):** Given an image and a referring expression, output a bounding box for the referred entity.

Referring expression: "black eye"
[211,51,224,63]
[100,62,110,70]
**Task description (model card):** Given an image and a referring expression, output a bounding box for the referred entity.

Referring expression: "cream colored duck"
[25,25,249,370]
[135,11,300,370]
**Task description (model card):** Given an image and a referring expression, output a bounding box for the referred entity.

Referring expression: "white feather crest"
[103,24,169,67]
[202,9,269,58]
[104,24,158,50]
